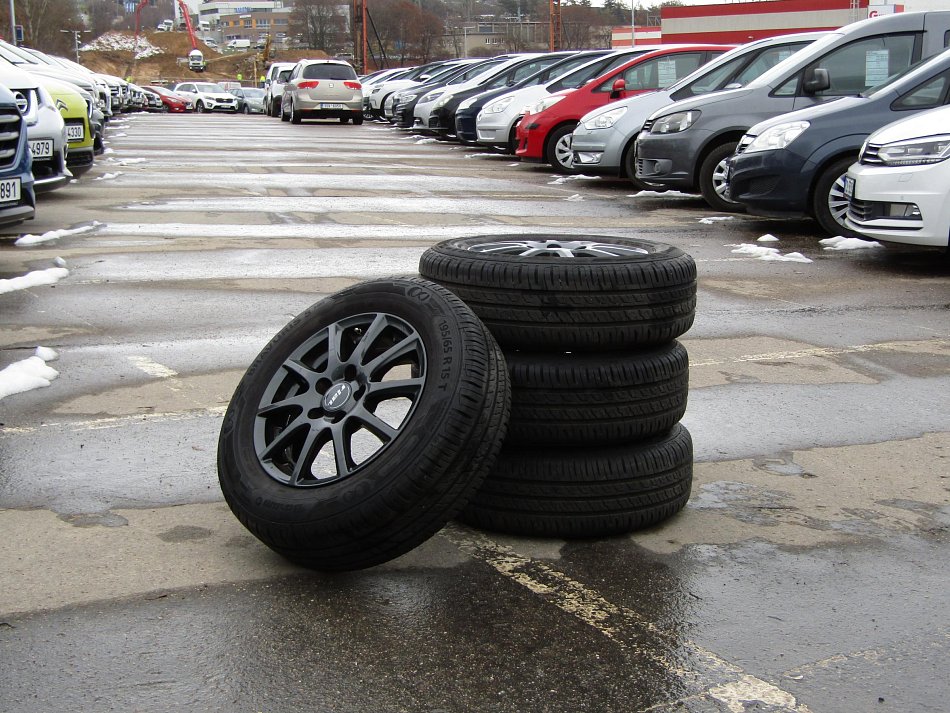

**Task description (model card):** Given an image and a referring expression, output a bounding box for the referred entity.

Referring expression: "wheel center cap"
[323,382,353,412]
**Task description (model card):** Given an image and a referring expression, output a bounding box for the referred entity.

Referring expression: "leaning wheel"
[217,277,511,571]
[419,234,696,352]
[545,123,578,174]
[459,424,694,538]
[812,156,861,238]
[504,341,689,447]
[698,142,744,213]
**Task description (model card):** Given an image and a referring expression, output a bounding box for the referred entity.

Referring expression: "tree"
[0,0,84,53]
[290,0,347,53]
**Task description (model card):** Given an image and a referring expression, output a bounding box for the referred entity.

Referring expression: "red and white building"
[613,0,905,48]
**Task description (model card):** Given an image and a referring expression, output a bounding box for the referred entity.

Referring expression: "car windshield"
[302,64,357,80]
[243,88,265,97]
[195,83,225,92]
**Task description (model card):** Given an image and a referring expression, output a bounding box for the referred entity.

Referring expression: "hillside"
[79,30,329,86]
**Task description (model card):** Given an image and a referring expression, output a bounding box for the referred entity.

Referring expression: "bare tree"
[291,0,348,52]
[0,0,83,53]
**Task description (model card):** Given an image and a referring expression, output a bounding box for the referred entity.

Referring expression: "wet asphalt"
[0,113,948,712]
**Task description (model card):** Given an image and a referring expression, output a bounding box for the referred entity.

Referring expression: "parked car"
[172,81,238,113]
[0,63,69,193]
[570,32,824,184]
[145,85,190,112]
[516,45,732,172]
[263,61,296,116]
[635,10,950,211]
[727,47,950,237]
[230,86,266,114]
[280,59,363,125]
[389,58,493,126]
[844,103,950,248]
[367,60,463,119]
[474,47,669,154]
[42,77,94,180]
[0,83,35,227]
[455,50,613,144]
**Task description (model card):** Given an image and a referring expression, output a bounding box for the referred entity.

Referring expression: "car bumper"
[634,130,705,190]
[844,162,950,248]
[727,148,812,218]
[571,127,625,174]
[514,118,546,160]
[455,109,477,143]
[66,146,95,178]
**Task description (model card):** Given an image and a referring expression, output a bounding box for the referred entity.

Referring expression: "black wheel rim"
[467,238,650,258]
[254,312,427,487]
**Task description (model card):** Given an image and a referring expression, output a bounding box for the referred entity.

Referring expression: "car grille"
[860,142,884,165]
[0,107,23,168]
[641,118,655,133]
[847,197,878,223]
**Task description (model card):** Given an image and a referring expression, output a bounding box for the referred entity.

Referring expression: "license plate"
[843,175,855,198]
[0,177,21,203]
[29,139,53,158]
[66,125,85,141]
[321,103,345,110]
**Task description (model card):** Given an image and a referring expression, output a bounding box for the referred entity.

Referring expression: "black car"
[727,47,950,236]
[390,58,502,128]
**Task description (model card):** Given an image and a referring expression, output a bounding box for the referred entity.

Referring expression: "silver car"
[280,59,363,125]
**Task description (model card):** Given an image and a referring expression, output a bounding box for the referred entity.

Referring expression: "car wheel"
[280,103,289,122]
[339,116,350,124]
[217,277,511,571]
[160,104,169,113]
[418,234,696,352]
[242,104,250,114]
[504,341,689,447]
[195,101,205,113]
[545,123,578,174]
[506,123,519,155]
[353,113,364,126]
[459,424,693,538]
[622,141,666,192]
[812,155,861,238]
[698,142,744,213]
[290,101,301,124]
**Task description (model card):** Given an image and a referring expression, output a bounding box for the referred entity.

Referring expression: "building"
[613,0,906,47]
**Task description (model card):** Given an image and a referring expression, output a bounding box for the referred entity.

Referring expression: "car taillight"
[298,81,319,89]
[344,81,361,90]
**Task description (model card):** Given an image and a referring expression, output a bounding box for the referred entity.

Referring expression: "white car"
[844,104,950,249]
[0,62,69,193]
[172,81,238,113]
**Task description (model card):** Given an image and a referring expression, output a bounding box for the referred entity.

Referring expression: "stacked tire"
[418,234,696,538]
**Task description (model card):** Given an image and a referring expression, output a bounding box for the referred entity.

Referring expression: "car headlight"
[743,121,810,153]
[433,92,454,109]
[582,106,627,130]
[398,92,417,103]
[650,110,700,134]
[876,134,950,166]
[484,96,514,114]
[529,94,564,115]
[420,90,443,104]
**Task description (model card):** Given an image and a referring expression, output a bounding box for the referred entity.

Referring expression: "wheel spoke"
[257,415,307,461]
[289,426,322,486]
[256,392,310,417]
[348,404,401,442]
[350,313,390,365]
[363,333,423,376]
[365,375,425,401]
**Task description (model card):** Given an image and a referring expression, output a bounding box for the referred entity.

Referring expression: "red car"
[516,45,734,172]
[144,85,191,113]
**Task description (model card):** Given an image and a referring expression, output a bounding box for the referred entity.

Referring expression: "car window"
[278,69,293,82]
[892,67,950,109]
[302,64,357,80]
[547,52,647,93]
[602,52,707,92]
[731,44,807,86]
[530,54,605,86]
[451,61,503,84]
[806,33,919,96]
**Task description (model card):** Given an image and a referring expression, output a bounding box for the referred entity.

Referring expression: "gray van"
[634,11,950,211]
[727,47,950,237]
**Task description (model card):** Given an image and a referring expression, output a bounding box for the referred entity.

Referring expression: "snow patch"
[0,267,70,294]
[699,216,735,224]
[15,222,102,247]
[548,174,600,185]
[757,234,780,242]
[0,347,60,401]
[81,32,162,60]
[820,236,884,250]
[729,244,813,263]
[95,172,122,181]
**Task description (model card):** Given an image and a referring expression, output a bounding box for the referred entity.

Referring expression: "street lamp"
[8,0,15,45]
[630,1,639,47]
[60,29,89,64]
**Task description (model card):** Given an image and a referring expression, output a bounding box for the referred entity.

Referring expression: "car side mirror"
[610,78,626,99]
[803,67,830,94]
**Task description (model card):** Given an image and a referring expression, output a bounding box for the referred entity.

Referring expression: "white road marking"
[690,340,949,367]
[127,355,179,378]
[444,524,813,713]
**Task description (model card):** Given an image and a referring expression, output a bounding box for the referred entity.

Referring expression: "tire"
[290,102,301,124]
[242,105,250,115]
[353,113,364,126]
[698,142,744,213]
[217,277,511,571]
[339,116,349,124]
[622,141,667,192]
[418,234,696,352]
[545,123,578,174]
[280,103,289,122]
[459,424,693,538]
[506,124,519,155]
[812,156,861,238]
[195,101,205,113]
[505,342,688,447]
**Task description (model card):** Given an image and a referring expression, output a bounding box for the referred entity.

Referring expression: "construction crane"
[175,0,206,72]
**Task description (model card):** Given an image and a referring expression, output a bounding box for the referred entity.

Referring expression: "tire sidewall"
[218,280,492,530]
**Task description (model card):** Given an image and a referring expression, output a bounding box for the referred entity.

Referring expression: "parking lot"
[1,113,948,712]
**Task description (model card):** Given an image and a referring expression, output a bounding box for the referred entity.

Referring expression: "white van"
[227,39,251,51]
